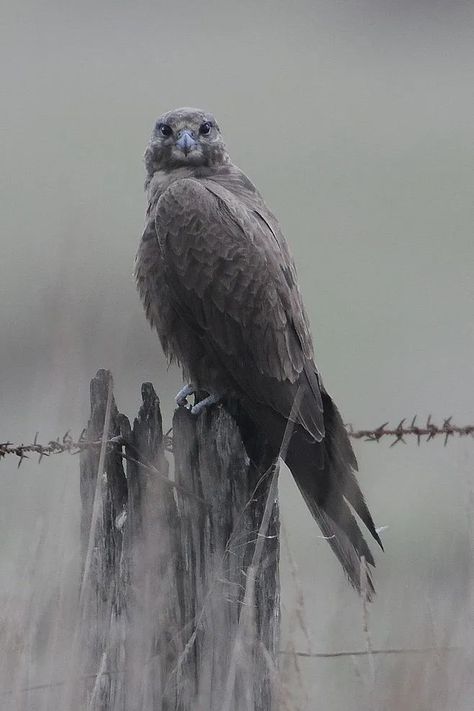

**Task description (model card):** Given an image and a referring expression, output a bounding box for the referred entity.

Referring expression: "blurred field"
[1,1,473,708]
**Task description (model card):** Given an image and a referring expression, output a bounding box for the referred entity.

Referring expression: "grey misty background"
[1,0,473,708]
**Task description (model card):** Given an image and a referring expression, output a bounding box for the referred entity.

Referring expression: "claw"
[175,383,195,407]
[190,393,221,416]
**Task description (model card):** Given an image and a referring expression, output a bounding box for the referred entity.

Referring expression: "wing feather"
[155,177,324,442]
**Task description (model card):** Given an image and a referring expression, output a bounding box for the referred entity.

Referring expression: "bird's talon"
[190,393,221,416]
[175,383,195,407]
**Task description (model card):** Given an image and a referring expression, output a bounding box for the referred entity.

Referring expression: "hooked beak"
[176,129,198,156]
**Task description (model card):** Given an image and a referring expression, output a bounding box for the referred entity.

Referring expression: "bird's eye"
[199,122,212,136]
[158,123,173,137]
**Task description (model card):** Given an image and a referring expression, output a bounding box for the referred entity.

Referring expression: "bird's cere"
[176,129,198,155]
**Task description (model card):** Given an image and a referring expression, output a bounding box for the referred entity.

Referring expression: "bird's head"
[145,107,229,177]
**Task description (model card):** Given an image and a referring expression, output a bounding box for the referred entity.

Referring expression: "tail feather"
[321,391,384,551]
[228,390,382,597]
[284,391,381,596]
[297,483,375,597]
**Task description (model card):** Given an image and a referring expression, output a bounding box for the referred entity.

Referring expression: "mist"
[1,1,473,708]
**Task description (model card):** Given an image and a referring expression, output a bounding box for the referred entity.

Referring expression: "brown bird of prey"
[136,107,382,594]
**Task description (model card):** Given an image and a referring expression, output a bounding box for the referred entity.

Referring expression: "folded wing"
[155,177,324,443]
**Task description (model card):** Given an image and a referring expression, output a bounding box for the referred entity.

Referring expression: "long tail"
[228,391,383,597]
[285,391,383,597]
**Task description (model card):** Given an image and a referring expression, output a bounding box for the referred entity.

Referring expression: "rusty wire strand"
[0,430,208,505]
[0,416,473,467]
[346,415,474,447]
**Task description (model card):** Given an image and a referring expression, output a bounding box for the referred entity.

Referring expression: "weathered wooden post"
[172,406,280,710]
[77,370,127,710]
[79,369,280,710]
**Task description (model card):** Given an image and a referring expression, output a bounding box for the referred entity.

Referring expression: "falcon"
[136,107,382,594]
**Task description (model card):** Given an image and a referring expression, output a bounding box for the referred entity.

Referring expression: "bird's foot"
[191,392,221,416]
[175,383,196,407]
[175,385,222,415]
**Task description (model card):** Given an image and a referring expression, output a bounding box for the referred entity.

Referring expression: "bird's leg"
[190,392,221,416]
[175,383,196,407]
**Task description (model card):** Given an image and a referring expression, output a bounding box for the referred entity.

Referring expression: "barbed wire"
[0,416,472,468]
[346,415,474,446]
[0,430,118,467]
